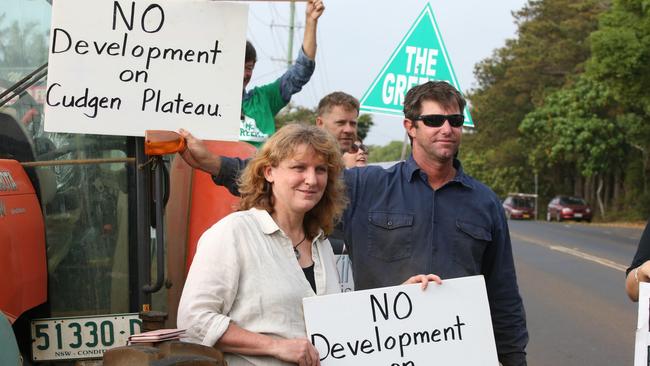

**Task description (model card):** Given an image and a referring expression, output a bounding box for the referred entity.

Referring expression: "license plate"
[31,313,142,361]
[574,213,583,218]
[522,214,530,219]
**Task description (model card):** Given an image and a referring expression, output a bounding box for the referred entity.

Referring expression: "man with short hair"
[315,91,359,153]
[342,81,527,365]
[239,0,324,147]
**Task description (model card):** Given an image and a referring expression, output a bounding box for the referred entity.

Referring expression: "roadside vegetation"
[462,0,650,221]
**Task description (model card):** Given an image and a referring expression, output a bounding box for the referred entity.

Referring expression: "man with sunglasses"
[342,81,528,366]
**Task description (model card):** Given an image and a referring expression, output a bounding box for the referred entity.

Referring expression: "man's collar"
[406,155,474,189]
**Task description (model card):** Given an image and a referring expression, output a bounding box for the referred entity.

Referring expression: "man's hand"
[402,274,443,290]
[177,128,221,176]
[306,0,325,22]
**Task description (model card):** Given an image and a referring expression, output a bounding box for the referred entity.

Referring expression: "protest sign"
[303,275,498,366]
[634,282,650,365]
[45,0,247,140]
[359,3,473,127]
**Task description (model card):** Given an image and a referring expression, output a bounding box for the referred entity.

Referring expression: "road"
[509,220,644,365]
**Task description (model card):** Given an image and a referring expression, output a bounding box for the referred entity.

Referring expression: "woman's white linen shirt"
[177,208,341,366]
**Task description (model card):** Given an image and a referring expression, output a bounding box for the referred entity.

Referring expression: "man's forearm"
[302,17,318,60]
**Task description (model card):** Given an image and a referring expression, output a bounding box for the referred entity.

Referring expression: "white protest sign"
[634,282,650,365]
[45,0,247,140]
[303,275,498,366]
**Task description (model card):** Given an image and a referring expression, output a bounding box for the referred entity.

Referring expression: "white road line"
[511,232,627,272]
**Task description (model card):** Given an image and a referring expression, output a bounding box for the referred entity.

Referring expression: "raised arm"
[178,128,222,176]
[276,0,324,103]
[302,0,324,60]
[177,128,248,196]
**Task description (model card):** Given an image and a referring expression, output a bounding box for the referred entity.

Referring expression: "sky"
[4,0,529,145]
[245,0,529,145]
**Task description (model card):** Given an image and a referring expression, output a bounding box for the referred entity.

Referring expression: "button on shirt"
[342,156,528,366]
[177,208,340,366]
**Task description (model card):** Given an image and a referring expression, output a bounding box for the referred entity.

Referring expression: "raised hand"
[306,0,325,22]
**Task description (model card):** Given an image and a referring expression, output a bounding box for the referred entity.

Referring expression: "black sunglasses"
[414,114,465,128]
[348,143,368,154]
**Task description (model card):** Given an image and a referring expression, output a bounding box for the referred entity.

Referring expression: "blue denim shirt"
[343,156,527,366]
[213,155,528,365]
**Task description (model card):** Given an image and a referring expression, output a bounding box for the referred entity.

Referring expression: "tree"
[587,0,650,204]
[368,141,409,163]
[0,17,49,71]
[275,104,317,129]
[461,0,610,214]
[520,75,625,217]
[356,114,373,141]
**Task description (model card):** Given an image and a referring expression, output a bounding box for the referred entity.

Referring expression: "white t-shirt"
[177,207,341,366]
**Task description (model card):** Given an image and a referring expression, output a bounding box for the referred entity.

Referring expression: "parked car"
[503,194,535,220]
[546,196,592,222]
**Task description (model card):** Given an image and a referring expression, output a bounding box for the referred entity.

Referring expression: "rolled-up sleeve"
[212,157,250,197]
[278,48,316,103]
[177,220,241,346]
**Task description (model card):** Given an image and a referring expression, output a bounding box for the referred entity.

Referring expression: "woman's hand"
[403,274,443,290]
[637,261,650,283]
[270,338,320,366]
[626,260,650,301]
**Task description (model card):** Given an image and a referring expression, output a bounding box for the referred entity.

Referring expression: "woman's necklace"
[293,234,307,260]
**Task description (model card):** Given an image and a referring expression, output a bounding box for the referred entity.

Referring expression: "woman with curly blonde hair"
[178,123,346,366]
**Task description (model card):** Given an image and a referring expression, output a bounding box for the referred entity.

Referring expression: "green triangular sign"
[360,3,474,127]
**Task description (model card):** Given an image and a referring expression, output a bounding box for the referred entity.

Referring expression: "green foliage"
[368,141,410,163]
[356,114,374,141]
[588,0,650,115]
[275,104,317,129]
[520,75,624,177]
[458,0,648,218]
[461,135,533,197]
[467,0,606,148]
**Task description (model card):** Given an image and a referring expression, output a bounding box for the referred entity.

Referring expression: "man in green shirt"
[240,0,325,147]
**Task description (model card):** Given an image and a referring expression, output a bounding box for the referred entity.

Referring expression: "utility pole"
[270,1,300,69]
[287,0,295,67]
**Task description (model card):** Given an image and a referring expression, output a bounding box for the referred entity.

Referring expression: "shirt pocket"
[453,220,492,274]
[367,211,414,262]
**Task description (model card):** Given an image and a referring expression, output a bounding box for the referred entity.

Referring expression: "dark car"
[503,195,535,220]
[546,196,592,222]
